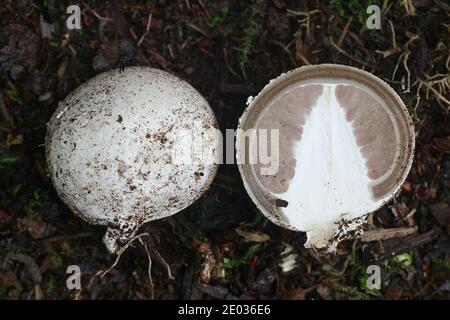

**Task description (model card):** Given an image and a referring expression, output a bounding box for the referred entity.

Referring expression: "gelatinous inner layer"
[253,83,398,230]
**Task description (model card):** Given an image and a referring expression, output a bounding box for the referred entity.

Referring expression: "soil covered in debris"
[0,0,449,300]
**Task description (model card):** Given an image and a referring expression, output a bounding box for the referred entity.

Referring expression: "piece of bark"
[380,228,440,259]
[360,227,418,242]
[10,254,42,284]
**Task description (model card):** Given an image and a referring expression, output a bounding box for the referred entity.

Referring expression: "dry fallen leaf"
[17,216,55,239]
[435,136,450,153]
[0,272,22,299]
[0,209,12,225]
[235,228,270,242]
[429,203,450,226]
[197,242,220,284]
[316,282,332,300]
[283,286,315,300]
[412,0,431,7]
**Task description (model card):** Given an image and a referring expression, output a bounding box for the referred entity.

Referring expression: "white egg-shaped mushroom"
[236,64,415,252]
[46,67,220,253]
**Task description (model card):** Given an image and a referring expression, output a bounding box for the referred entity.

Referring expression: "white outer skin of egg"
[46,67,220,253]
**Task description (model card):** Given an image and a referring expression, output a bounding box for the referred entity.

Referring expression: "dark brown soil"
[0,0,449,300]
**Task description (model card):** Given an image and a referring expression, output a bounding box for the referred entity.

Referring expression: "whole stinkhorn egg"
[46,67,220,253]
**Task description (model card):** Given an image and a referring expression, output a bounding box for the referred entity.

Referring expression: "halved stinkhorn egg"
[46,67,220,253]
[236,64,415,251]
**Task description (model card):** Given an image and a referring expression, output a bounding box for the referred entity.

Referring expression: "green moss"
[242,213,268,228]
[221,243,261,271]
[5,89,23,106]
[209,0,265,71]
[50,251,64,268]
[335,284,370,298]
[434,259,450,271]
[209,7,233,38]
[0,156,18,169]
[358,273,382,297]
[329,0,377,25]
[24,189,46,218]
[45,276,56,295]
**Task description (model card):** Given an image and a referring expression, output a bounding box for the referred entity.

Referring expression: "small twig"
[375,21,401,58]
[330,37,376,69]
[446,51,450,72]
[286,9,321,17]
[337,17,353,48]
[296,51,311,65]
[389,20,397,50]
[82,1,113,22]
[268,39,296,66]
[138,12,152,46]
[402,0,416,16]
[167,44,175,59]
[185,21,211,39]
[223,47,240,78]
[197,0,211,20]
[295,32,311,65]
[199,47,215,59]
[0,90,15,127]
[180,36,193,51]
[348,31,371,55]
[42,232,93,243]
[184,0,191,11]
[287,9,320,40]
[129,26,138,41]
[381,77,404,85]
[402,209,417,226]
[147,49,169,69]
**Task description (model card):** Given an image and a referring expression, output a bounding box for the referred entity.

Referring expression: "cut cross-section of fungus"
[46,67,220,253]
[236,64,415,251]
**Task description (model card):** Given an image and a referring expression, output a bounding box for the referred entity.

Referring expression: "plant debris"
[0,0,449,300]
